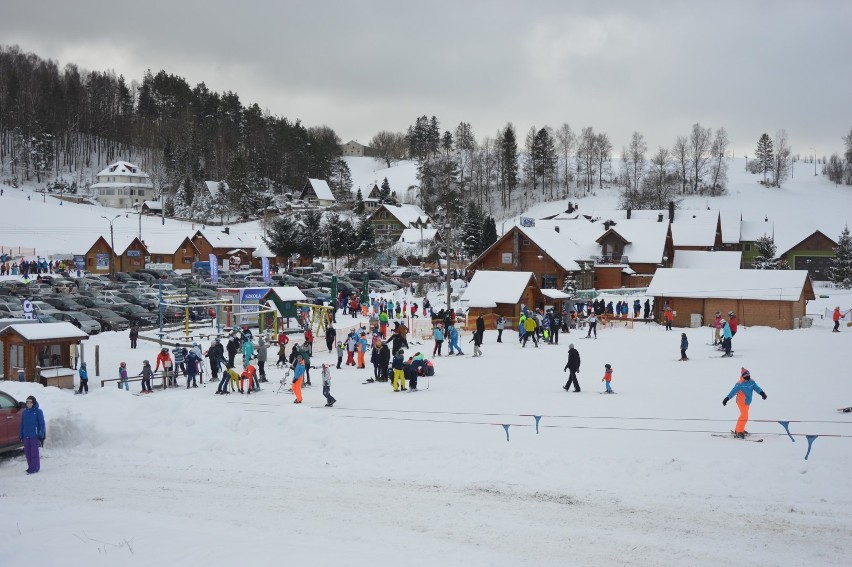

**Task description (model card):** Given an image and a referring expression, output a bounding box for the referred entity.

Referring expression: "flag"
[261,257,270,284]
[209,253,219,283]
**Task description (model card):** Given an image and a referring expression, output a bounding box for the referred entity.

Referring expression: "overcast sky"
[2,1,850,156]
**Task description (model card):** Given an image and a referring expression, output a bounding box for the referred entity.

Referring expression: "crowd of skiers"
[0,253,73,276]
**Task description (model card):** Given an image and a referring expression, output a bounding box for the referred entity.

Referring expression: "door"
[0,391,21,449]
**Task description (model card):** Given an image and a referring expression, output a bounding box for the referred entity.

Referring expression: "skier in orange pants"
[292,354,305,403]
[722,368,767,438]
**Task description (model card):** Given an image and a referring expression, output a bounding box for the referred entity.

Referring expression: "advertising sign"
[261,257,270,284]
[73,255,85,271]
[237,287,270,326]
[96,253,110,271]
[209,254,219,283]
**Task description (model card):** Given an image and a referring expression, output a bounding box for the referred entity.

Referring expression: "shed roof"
[95,161,149,178]
[647,268,814,301]
[0,321,89,341]
[461,270,537,307]
[306,179,335,202]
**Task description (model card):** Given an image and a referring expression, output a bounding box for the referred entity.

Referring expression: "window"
[522,240,530,246]
[9,344,24,371]
[744,243,751,251]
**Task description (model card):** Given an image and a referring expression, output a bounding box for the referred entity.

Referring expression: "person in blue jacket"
[20,395,46,474]
[679,333,689,361]
[78,361,89,394]
[722,368,767,438]
[241,335,255,367]
[720,319,733,357]
[447,325,464,356]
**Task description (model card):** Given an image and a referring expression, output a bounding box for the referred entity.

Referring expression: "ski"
[837,406,852,413]
[599,391,617,394]
[710,434,764,442]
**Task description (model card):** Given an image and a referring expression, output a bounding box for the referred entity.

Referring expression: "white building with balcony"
[91,161,155,208]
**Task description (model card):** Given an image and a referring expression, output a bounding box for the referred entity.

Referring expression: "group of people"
[712,311,739,357]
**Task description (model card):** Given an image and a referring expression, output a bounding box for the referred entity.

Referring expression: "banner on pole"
[262,257,270,284]
[209,253,219,283]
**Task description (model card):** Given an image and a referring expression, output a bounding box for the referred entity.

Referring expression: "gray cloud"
[1,0,850,155]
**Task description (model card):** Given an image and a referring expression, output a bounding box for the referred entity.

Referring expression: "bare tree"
[594,132,612,189]
[621,131,647,193]
[708,127,729,195]
[771,129,792,188]
[577,127,597,194]
[672,135,689,194]
[554,123,575,196]
[369,130,408,168]
[689,123,713,193]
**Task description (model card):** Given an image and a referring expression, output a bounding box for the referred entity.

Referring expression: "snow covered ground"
[1,285,851,566]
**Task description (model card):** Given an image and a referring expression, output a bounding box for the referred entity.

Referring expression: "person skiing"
[601,363,614,393]
[522,314,538,347]
[292,354,305,403]
[241,335,255,367]
[471,327,483,357]
[226,335,240,368]
[832,306,843,332]
[713,312,722,345]
[335,340,345,369]
[185,348,200,388]
[432,324,444,356]
[155,347,175,386]
[206,338,225,384]
[140,360,154,393]
[679,333,689,361]
[322,363,336,407]
[586,312,597,339]
[172,345,187,378]
[448,325,464,355]
[118,362,129,391]
[563,343,581,392]
[721,318,733,357]
[392,348,407,392]
[77,361,89,394]
[20,395,46,474]
[728,311,739,337]
[722,368,767,438]
[256,336,268,383]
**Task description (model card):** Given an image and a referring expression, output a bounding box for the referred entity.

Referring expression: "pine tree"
[500,124,519,206]
[480,215,498,254]
[354,188,365,214]
[264,215,298,260]
[172,181,188,218]
[353,219,376,262]
[329,158,353,201]
[379,177,392,203]
[752,235,787,269]
[755,133,774,185]
[830,226,852,288]
[461,201,483,258]
[562,274,577,297]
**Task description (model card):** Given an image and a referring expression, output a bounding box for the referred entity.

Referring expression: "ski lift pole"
[158,281,164,337]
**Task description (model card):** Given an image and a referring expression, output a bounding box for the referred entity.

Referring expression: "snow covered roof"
[541,289,570,299]
[95,161,149,178]
[0,321,89,341]
[599,220,670,264]
[139,233,195,254]
[264,286,307,302]
[461,271,537,307]
[669,210,719,247]
[142,200,162,210]
[252,241,276,258]
[110,236,146,255]
[205,181,229,198]
[672,250,742,270]
[719,210,743,244]
[740,219,774,241]
[514,225,586,271]
[195,230,257,251]
[90,181,154,189]
[306,179,335,202]
[399,228,439,244]
[374,203,431,227]
[647,268,814,301]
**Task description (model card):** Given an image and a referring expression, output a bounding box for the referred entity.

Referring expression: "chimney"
[668,201,675,222]
[626,208,632,219]
[657,213,664,222]
[554,226,560,233]
[223,227,230,234]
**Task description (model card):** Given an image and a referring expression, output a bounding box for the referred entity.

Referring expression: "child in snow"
[78,362,89,394]
[722,368,767,438]
[292,354,305,404]
[601,364,613,393]
[118,362,129,391]
[140,360,154,393]
[321,363,336,407]
[679,333,689,361]
[335,341,344,369]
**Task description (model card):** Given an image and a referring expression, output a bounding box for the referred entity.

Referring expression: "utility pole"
[101,214,120,279]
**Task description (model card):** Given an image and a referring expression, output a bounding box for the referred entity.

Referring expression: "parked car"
[35,313,60,323]
[81,308,130,331]
[0,390,26,455]
[51,311,102,334]
[30,301,61,316]
[0,303,24,318]
[41,296,86,312]
[111,303,158,326]
[73,296,113,310]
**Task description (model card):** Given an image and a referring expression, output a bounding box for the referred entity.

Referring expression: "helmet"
[161,347,168,353]
[143,360,150,365]
[728,311,735,317]
[120,362,126,367]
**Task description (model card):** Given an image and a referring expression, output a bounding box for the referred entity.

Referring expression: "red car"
[0,390,26,454]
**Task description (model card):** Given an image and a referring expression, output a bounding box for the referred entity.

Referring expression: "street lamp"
[101,214,121,279]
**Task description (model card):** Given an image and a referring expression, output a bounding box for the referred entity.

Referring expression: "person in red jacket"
[154,347,175,387]
[728,311,738,337]
[833,306,842,332]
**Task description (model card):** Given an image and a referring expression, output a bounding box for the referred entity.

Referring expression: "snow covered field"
[1,284,851,566]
